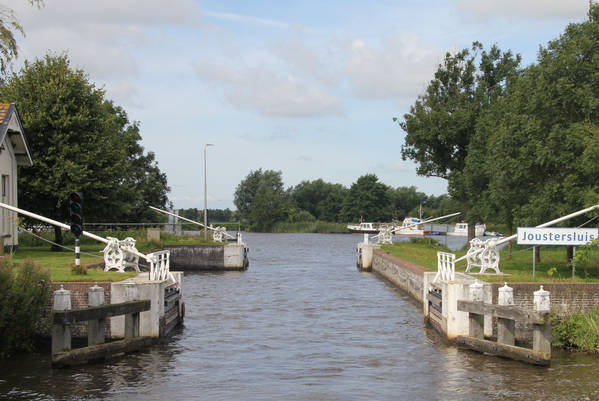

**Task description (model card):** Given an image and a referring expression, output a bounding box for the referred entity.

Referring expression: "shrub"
[0,257,51,357]
[553,305,599,352]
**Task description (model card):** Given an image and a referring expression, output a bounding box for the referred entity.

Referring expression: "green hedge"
[0,258,51,357]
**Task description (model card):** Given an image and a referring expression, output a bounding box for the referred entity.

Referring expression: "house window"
[2,175,8,198]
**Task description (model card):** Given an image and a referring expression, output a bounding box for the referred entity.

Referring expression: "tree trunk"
[52,225,63,252]
[467,221,475,245]
[535,246,541,264]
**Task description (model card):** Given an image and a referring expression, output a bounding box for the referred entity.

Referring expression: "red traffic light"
[69,192,82,203]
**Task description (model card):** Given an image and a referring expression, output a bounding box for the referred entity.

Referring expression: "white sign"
[517,227,599,246]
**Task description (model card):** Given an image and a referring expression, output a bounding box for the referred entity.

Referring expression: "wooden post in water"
[533,286,551,355]
[468,281,484,339]
[87,283,106,346]
[52,285,72,355]
[497,283,515,346]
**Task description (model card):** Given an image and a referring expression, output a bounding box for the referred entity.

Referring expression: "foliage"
[399,42,521,235]
[553,305,599,352]
[341,174,391,221]
[290,179,347,221]
[234,169,290,231]
[178,208,238,224]
[0,257,51,357]
[271,220,347,233]
[0,54,169,244]
[483,5,599,231]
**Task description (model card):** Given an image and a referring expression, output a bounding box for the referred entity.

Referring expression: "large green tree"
[290,179,347,221]
[399,42,521,239]
[484,4,599,230]
[341,174,391,222]
[234,169,289,231]
[0,54,169,244]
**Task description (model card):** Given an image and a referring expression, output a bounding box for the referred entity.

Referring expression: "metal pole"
[75,237,80,267]
[204,143,214,240]
[532,246,537,277]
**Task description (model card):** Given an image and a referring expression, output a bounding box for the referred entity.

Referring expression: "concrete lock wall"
[110,272,183,339]
[371,250,424,303]
[164,244,248,270]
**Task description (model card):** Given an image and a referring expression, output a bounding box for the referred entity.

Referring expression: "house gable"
[0,103,32,166]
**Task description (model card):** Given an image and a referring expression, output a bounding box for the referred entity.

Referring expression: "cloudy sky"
[4,0,590,209]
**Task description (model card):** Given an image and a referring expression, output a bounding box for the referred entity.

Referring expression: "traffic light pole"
[75,236,80,266]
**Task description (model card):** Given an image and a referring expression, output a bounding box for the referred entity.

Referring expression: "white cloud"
[456,0,588,20]
[4,0,204,101]
[347,34,442,99]
[192,61,343,118]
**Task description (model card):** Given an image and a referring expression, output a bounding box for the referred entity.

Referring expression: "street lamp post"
[204,143,214,240]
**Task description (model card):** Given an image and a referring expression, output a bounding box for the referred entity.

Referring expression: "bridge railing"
[148,250,171,281]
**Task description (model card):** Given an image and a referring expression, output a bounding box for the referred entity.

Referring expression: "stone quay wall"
[371,250,426,303]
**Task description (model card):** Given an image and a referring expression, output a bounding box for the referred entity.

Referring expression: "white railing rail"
[434,252,455,283]
[148,250,171,281]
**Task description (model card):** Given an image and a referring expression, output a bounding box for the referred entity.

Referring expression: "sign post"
[517,227,599,278]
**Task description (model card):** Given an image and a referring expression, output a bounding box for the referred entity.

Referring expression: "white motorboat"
[447,222,486,237]
[395,217,424,236]
[347,222,380,234]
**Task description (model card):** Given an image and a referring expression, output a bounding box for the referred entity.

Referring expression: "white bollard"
[469,281,484,302]
[498,282,514,306]
[534,285,550,312]
[52,285,71,354]
[88,283,105,307]
[88,283,106,345]
[363,233,369,244]
[497,282,515,345]
[53,285,71,311]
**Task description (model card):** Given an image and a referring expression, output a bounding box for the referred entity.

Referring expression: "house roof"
[0,103,33,166]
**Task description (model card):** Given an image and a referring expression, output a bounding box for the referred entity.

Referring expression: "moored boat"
[447,222,486,237]
[395,217,424,236]
[347,222,380,234]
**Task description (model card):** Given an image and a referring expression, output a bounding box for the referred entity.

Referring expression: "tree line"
[233,169,455,231]
[399,4,599,238]
[0,54,170,244]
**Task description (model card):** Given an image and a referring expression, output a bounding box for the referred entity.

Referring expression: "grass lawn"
[381,238,599,283]
[11,244,138,282]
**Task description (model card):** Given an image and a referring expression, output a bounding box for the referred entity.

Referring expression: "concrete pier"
[164,243,249,271]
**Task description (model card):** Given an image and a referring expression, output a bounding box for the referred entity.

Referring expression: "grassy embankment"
[12,229,225,282]
[381,237,599,282]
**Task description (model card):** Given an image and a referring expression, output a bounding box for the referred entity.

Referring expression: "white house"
[0,103,32,251]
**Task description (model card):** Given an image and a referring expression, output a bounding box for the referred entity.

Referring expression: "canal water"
[1,233,599,400]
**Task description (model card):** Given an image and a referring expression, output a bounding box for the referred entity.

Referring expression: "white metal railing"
[148,250,170,281]
[434,251,455,283]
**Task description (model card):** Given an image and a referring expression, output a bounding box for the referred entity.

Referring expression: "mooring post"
[533,286,551,355]
[124,282,140,338]
[88,283,106,346]
[497,283,515,346]
[52,285,72,355]
[468,281,484,339]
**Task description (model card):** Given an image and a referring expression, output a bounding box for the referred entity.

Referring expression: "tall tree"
[234,169,289,231]
[484,4,599,230]
[341,174,391,222]
[0,54,169,244]
[399,42,521,239]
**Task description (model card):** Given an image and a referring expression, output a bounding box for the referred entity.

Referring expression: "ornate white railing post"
[434,252,455,283]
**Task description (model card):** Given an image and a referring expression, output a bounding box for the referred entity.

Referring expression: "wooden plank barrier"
[456,283,551,366]
[51,284,153,368]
